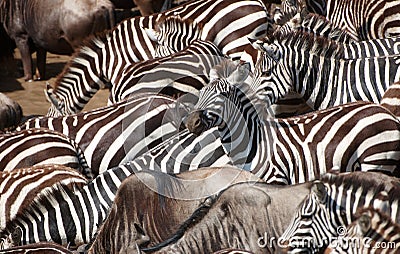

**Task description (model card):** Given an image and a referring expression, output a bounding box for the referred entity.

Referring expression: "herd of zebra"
[1,0,400,253]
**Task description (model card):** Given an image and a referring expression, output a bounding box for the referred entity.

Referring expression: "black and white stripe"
[185,60,400,184]
[0,126,231,248]
[18,94,186,176]
[0,129,89,176]
[109,40,226,105]
[278,0,400,40]
[0,165,87,232]
[45,0,270,116]
[325,208,400,253]
[280,172,400,253]
[252,31,400,111]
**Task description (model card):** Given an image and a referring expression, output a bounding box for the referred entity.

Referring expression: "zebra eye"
[262,69,272,76]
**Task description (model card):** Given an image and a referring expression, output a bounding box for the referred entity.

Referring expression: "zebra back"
[18,94,187,176]
[46,0,270,116]
[0,241,73,253]
[109,40,226,105]
[0,128,90,177]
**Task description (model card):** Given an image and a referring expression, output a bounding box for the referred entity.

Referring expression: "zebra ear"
[229,62,250,84]
[311,182,327,203]
[144,28,160,42]
[357,213,372,234]
[44,83,57,105]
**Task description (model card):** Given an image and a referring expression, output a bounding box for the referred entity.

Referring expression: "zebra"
[0,242,74,253]
[17,94,188,176]
[0,164,87,232]
[45,0,270,116]
[280,171,400,253]
[108,40,226,105]
[273,11,400,59]
[278,0,400,40]
[380,81,400,118]
[144,14,273,59]
[325,207,400,253]
[185,59,400,184]
[0,125,232,248]
[0,128,90,177]
[251,30,400,111]
[274,10,357,44]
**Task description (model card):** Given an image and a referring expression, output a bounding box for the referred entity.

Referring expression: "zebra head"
[44,83,65,117]
[275,0,306,25]
[248,37,293,107]
[324,208,400,253]
[185,59,251,136]
[144,16,203,57]
[280,180,340,253]
[0,227,22,250]
[281,172,398,253]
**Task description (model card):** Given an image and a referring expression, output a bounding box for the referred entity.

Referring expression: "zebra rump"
[18,94,188,175]
[0,128,90,177]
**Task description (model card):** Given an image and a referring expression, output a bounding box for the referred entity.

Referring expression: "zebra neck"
[218,98,272,173]
[324,181,400,228]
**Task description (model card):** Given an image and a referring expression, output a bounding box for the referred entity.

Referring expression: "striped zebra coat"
[253,31,400,111]
[45,0,270,116]
[279,0,400,40]
[0,242,74,253]
[280,172,400,253]
[108,40,225,105]
[0,128,90,176]
[325,208,400,253]
[274,11,400,59]
[0,126,231,248]
[0,165,87,231]
[17,94,186,175]
[185,60,400,184]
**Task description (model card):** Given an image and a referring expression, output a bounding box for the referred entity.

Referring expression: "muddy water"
[0,51,109,116]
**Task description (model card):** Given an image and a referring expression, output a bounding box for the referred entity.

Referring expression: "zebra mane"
[354,207,399,227]
[270,30,345,59]
[155,15,204,33]
[53,29,111,90]
[321,172,400,202]
[206,58,275,120]
[300,13,357,42]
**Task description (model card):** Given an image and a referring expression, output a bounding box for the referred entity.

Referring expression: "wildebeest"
[0,0,115,81]
[86,166,261,253]
[0,23,15,77]
[0,93,22,131]
[141,180,313,253]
